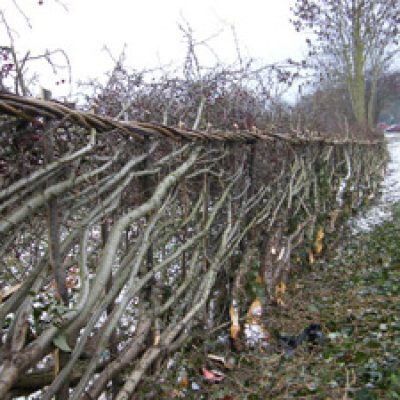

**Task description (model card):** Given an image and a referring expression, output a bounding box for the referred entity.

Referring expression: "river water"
[351,132,400,232]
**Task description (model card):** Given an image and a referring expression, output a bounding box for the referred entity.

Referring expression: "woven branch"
[0,92,382,145]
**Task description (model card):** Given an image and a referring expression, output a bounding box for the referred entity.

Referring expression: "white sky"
[1,0,307,98]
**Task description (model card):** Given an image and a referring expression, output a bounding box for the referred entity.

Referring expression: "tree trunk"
[350,1,367,127]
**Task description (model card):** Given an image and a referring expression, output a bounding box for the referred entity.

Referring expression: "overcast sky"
[1,0,307,98]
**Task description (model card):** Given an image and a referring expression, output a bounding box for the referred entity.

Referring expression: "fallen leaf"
[177,368,188,387]
[202,367,225,383]
[169,388,185,398]
[179,376,189,388]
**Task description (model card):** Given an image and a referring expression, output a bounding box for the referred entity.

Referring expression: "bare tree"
[292,0,400,129]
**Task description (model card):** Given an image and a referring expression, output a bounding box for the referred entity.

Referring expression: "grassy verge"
[142,203,400,399]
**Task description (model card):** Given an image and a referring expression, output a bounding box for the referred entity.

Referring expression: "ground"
[145,202,400,399]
